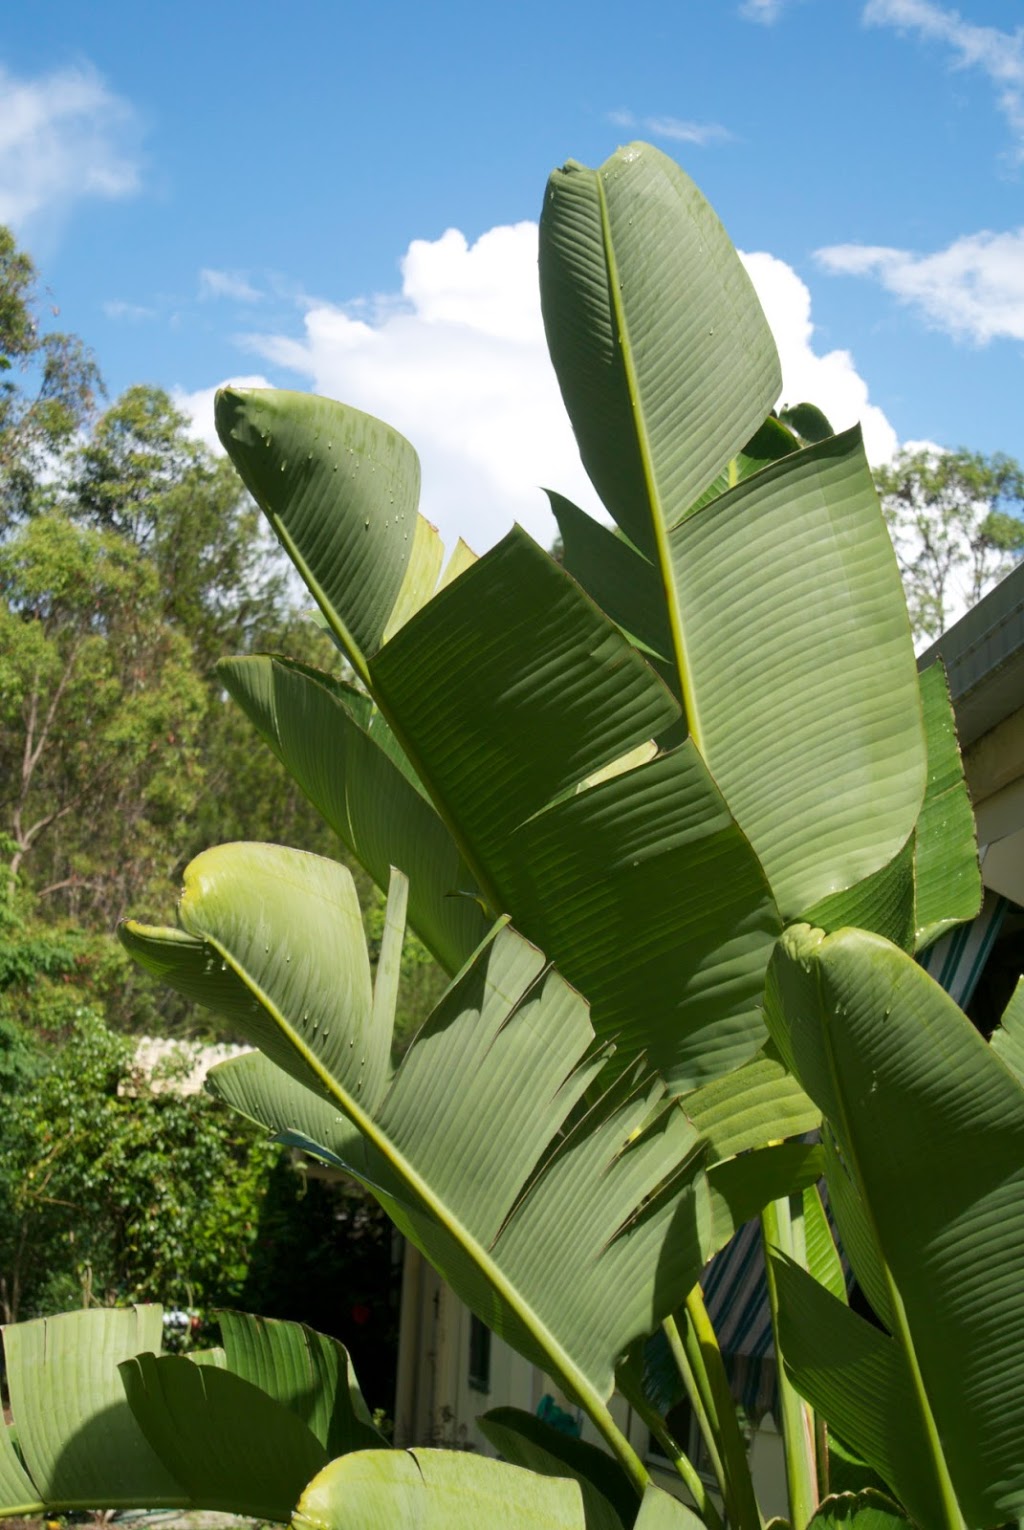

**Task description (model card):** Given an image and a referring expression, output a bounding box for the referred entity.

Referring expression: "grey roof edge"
[918,560,1024,750]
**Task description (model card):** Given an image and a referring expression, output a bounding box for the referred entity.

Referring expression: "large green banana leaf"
[539,147,926,922]
[779,403,835,446]
[801,659,980,953]
[537,143,781,560]
[0,1306,378,1520]
[214,389,427,688]
[219,651,489,974]
[294,1448,587,1530]
[0,1306,181,1514]
[120,1352,331,1518]
[679,1042,819,1162]
[827,1437,892,1500]
[649,426,924,920]
[121,845,716,1444]
[911,660,981,947]
[208,1048,823,1385]
[216,506,782,1090]
[820,1129,894,1332]
[764,925,1024,1529]
[294,1451,705,1530]
[634,1483,708,1528]
[801,1180,846,1306]
[770,1254,939,1527]
[804,1492,910,1528]
[209,1308,382,1455]
[992,976,1024,1083]
[213,1047,823,1338]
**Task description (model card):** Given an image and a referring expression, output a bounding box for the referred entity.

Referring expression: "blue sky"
[2,0,1022,552]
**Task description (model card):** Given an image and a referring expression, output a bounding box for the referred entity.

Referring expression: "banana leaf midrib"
[257,499,374,696]
[595,168,701,750]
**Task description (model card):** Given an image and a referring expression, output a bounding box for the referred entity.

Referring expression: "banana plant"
[111,141,1006,1529]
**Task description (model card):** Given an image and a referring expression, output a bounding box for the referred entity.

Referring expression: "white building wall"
[394,1246,786,1517]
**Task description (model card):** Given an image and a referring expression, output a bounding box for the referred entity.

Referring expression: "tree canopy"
[874,444,1024,643]
[0,227,102,528]
[0,224,429,1353]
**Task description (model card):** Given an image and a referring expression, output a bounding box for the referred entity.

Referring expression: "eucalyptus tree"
[875,444,1024,643]
[0,226,101,528]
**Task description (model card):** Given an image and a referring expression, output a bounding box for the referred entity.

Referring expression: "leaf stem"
[682,1287,764,1530]
[586,1405,653,1502]
[814,1413,829,1503]
[662,1314,728,1506]
[628,1386,724,1530]
[761,1196,818,1530]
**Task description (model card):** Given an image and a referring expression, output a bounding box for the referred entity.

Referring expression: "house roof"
[919,560,1024,752]
[920,560,1024,907]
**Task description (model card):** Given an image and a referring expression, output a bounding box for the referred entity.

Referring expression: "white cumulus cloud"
[863,0,1024,157]
[0,61,141,237]
[816,228,1024,343]
[181,221,897,557]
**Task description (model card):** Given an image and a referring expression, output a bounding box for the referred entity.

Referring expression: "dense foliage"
[0,1002,274,1323]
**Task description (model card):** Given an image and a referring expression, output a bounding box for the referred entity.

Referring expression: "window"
[468,1313,491,1393]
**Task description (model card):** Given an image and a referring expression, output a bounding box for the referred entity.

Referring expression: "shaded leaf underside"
[124,849,713,1414]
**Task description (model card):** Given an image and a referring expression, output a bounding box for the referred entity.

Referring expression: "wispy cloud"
[198,268,264,303]
[608,109,733,146]
[0,61,141,238]
[102,299,156,322]
[863,0,1024,157]
[738,0,793,24]
[817,228,1024,343]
